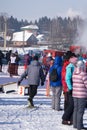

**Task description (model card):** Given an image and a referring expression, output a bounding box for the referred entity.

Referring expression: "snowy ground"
[0,65,87,130]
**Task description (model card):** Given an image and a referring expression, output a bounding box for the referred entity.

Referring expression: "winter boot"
[28,98,34,107]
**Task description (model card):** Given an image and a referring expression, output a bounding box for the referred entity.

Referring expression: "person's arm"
[39,67,45,85]
[66,67,73,90]
[17,68,28,85]
[83,73,87,88]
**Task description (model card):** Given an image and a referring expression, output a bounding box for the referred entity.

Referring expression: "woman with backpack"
[49,56,63,111]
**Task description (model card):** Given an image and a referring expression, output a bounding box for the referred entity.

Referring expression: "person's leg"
[73,97,78,128]
[64,92,69,111]
[15,65,18,75]
[55,87,62,111]
[62,94,74,124]
[77,98,86,130]
[51,87,55,109]
[28,85,38,106]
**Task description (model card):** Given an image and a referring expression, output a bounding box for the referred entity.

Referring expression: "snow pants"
[28,85,38,99]
[62,94,74,121]
[64,92,69,111]
[51,86,62,111]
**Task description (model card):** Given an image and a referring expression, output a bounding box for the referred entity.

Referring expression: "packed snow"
[0,65,87,130]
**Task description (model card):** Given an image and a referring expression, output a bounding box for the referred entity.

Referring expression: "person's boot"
[28,98,34,108]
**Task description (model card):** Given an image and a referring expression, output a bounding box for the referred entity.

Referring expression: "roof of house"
[36,34,44,39]
[12,31,34,42]
[21,25,39,30]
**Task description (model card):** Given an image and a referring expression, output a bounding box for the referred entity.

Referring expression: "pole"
[23,30,25,53]
[4,18,7,49]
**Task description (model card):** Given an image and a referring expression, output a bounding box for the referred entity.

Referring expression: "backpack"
[50,68,59,82]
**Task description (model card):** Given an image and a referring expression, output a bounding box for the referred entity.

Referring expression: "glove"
[68,90,72,95]
[41,82,44,86]
[17,81,21,86]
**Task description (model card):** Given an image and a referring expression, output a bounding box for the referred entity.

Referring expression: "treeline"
[0,15,85,43]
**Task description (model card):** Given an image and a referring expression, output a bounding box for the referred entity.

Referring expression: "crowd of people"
[0,49,37,77]
[48,51,87,130]
[0,50,20,76]
[17,50,87,130]
[0,49,87,130]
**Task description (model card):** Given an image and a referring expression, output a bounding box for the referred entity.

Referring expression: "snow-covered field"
[0,65,87,130]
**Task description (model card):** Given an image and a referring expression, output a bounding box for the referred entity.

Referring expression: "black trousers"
[28,85,38,99]
[62,94,74,121]
[64,92,69,111]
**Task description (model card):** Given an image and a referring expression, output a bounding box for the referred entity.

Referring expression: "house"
[12,31,38,47]
[36,34,47,43]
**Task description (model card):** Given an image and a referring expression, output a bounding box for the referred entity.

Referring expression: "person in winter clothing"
[62,54,78,125]
[0,50,4,72]
[62,51,74,110]
[72,60,87,130]
[62,60,70,110]
[46,57,54,96]
[24,53,30,70]
[8,53,17,77]
[17,56,45,107]
[42,53,52,77]
[15,51,20,75]
[6,50,12,63]
[49,56,62,111]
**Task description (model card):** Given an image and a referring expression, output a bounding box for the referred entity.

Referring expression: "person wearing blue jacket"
[49,56,62,111]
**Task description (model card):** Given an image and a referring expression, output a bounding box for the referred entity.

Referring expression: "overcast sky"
[0,0,87,22]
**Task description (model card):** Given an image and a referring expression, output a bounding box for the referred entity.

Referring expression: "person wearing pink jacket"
[72,60,87,130]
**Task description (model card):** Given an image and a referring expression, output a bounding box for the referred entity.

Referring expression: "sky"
[0,65,87,130]
[0,0,87,22]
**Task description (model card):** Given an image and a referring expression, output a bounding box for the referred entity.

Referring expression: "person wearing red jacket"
[62,51,77,125]
[61,60,70,110]
[62,51,75,111]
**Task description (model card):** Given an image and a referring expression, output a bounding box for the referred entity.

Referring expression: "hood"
[54,56,62,66]
[74,66,86,74]
[76,60,86,72]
